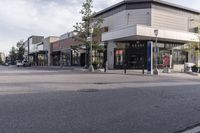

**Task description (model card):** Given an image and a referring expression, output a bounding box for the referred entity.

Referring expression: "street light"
[87,27,94,72]
[153,29,159,75]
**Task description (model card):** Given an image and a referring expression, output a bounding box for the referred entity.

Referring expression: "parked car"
[23,61,31,67]
[2,62,9,66]
[16,61,23,67]
[16,60,31,67]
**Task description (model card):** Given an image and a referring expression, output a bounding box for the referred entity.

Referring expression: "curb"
[186,72,200,76]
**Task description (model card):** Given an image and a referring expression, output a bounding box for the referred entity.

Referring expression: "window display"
[115,49,124,66]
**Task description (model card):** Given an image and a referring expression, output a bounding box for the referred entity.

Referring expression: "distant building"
[36,36,60,66]
[23,36,60,66]
[51,32,83,67]
[24,36,44,65]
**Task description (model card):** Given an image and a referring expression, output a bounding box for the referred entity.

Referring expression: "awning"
[102,24,199,43]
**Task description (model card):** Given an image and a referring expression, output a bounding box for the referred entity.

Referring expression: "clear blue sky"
[0,0,199,54]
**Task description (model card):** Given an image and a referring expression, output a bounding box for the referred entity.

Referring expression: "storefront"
[96,0,200,71]
[114,42,146,69]
[60,49,72,66]
[28,53,37,66]
[51,51,60,66]
[51,32,87,67]
[37,51,48,66]
[112,41,187,70]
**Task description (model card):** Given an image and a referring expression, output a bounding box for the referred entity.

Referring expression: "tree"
[73,0,103,68]
[0,54,2,64]
[9,46,17,65]
[7,40,25,65]
[16,40,25,61]
[184,42,199,54]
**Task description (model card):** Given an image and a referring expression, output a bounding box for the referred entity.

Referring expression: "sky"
[0,0,200,55]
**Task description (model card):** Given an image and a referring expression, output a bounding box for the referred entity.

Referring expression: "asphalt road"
[0,66,200,133]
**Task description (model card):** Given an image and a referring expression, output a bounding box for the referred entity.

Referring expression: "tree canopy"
[8,40,25,64]
[9,46,17,64]
[16,40,25,61]
[73,0,103,48]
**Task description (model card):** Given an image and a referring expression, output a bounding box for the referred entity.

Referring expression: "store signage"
[153,43,164,48]
[147,41,153,75]
[163,55,170,67]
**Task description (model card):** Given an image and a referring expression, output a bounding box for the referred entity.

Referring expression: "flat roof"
[95,0,200,17]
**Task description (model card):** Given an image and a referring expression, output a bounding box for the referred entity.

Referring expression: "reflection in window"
[173,50,186,64]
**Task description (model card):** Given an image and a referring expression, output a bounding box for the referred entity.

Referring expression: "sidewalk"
[26,66,200,80]
[97,69,200,80]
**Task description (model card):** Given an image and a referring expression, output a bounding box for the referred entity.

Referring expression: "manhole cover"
[77,89,99,93]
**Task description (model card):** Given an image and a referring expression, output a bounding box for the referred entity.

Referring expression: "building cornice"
[95,0,200,18]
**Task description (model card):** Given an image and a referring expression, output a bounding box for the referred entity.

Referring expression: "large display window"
[72,50,79,66]
[172,50,187,65]
[114,49,125,68]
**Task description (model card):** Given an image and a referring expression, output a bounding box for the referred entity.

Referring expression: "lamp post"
[153,29,159,75]
[88,27,94,72]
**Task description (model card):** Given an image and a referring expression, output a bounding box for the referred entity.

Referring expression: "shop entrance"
[114,41,147,70]
[125,42,147,69]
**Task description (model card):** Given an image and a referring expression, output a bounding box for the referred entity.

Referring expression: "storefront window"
[93,50,104,68]
[54,56,59,66]
[173,50,186,64]
[72,50,79,66]
[61,52,71,66]
[114,49,125,68]
[52,54,60,66]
